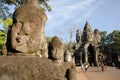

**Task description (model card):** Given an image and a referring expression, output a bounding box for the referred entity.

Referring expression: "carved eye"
[25,33,28,35]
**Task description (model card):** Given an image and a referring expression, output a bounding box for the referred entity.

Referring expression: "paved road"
[77,67,120,80]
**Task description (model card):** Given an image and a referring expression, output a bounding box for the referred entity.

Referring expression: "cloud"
[45,0,103,41]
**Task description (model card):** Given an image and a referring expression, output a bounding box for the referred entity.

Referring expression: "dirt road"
[77,67,120,80]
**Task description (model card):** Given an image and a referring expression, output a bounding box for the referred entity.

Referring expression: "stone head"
[49,36,63,62]
[94,29,99,34]
[83,21,93,42]
[76,29,82,43]
[94,29,101,44]
[10,1,47,54]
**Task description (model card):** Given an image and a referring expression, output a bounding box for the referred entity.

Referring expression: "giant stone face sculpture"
[83,21,93,42]
[7,0,48,57]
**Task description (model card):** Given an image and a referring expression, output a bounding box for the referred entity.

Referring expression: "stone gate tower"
[75,21,102,66]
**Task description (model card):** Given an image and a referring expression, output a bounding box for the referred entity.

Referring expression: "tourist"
[84,63,89,72]
[101,63,104,72]
[104,62,107,69]
[112,62,115,67]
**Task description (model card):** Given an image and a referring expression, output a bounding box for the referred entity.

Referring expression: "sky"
[45,0,120,42]
[0,0,120,42]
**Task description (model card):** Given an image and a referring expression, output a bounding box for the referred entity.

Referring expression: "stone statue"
[75,21,102,66]
[94,29,101,45]
[48,36,77,80]
[6,0,48,57]
[0,1,77,80]
[48,36,64,62]
[76,29,82,43]
[64,50,72,62]
[83,21,93,42]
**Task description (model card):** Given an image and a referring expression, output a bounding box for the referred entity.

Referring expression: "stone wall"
[0,56,76,80]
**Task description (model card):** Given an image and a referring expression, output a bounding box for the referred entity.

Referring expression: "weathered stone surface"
[93,29,101,46]
[76,29,82,43]
[64,50,72,62]
[1,44,7,55]
[48,36,64,62]
[48,36,77,80]
[83,21,93,42]
[75,21,102,66]
[0,56,76,80]
[6,0,48,57]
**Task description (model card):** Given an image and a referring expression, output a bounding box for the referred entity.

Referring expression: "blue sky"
[0,0,120,42]
[45,0,120,42]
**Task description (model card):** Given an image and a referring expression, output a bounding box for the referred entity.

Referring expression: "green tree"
[100,31,107,45]
[45,36,53,44]
[0,0,12,20]
[0,0,51,23]
[1,0,51,12]
[3,17,13,31]
[0,30,6,50]
[0,17,13,32]
[0,17,13,48]
[108,30,120,52]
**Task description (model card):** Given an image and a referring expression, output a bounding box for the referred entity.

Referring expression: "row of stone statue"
[0,0,105,79]
[1,0,74,63]
[1,0,104,67]
[1,0,76,80]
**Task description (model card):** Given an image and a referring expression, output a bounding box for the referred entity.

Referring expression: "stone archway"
[88,44,96,66]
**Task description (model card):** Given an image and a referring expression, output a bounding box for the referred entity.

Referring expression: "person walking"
[84,63,89,72]
[101,63,104,72]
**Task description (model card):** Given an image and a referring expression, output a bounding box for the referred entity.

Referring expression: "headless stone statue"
[6,0,48,57]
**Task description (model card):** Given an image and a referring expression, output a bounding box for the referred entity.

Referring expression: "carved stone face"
[10,2,47,54]
[76,29,82,43]
[11,18,41,53]
[83,22,93,42]
[94,29,101,44]
[94,29,99,34]
[49,36,63,62]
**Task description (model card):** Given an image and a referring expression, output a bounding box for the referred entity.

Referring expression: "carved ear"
[42,12,48,23]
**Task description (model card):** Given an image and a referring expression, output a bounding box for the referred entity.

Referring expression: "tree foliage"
[4,17,13,31]
[100,31,107,45]
[0,17,13,32]
[100,30,120,52]
[0,30,6,50]
[0,17,13,50]
[1,0,51,12]
[45,36,53,44]
[0,0,51,22]
[0,0,12,20]
[108,30,120,51]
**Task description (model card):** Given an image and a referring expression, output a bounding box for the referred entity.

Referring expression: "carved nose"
[16,37,21,42]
